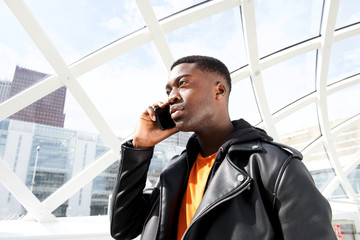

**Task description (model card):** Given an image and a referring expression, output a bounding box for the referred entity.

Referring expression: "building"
[0,80,11,103]
[0,119,191,219]
[0,119,105,218]
[8,66,66,128]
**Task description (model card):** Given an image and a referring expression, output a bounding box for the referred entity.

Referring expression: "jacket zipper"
[181,181,251,240]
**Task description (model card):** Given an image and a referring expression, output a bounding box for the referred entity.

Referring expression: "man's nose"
[168,88,180,104]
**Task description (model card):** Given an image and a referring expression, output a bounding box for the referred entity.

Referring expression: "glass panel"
[0,188,25,219]
[347,166,360,195]
[311,170,336,192]
[0,1,55,93]
[25,0,145,64]
[78,42,169,138]
[229,78,261,125]
[150,0,206,20]
[330,183,349,200]
[276,103,320,151]
[328,35,360,84]
[67,182,93,217]
[336,0,360,29]
[262,51,316,113]
[333,122,360,168]
[166,7,247,72]
[254,0,323,57]
[305,145,335,191]
[63,90,99,134]
[328,83,360,129]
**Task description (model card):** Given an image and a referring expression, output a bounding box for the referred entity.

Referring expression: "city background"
[1,66,359,220]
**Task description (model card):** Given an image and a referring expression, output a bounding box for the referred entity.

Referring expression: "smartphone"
[154,105,176,130]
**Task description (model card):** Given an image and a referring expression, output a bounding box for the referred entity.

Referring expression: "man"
[110,55,336,240]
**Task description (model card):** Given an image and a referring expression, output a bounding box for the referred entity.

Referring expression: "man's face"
[166,63,217,132]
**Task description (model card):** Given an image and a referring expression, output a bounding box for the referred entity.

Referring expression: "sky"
[0,0,359,138]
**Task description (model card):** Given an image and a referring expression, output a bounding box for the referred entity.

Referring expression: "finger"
[146,106,156,121]
[158,101,165,108]
[152,101,166,109]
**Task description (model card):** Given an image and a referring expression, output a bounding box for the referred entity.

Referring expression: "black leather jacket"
[110,120,336,240]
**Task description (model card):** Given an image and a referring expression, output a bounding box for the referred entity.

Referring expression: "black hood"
[224,119,273,149]
[186,119,273,162]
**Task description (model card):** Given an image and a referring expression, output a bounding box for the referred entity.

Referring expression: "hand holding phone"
[154,105,176,130]
[133,103,177,148]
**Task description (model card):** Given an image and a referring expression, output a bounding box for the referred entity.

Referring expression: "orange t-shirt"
[177,152,217,240]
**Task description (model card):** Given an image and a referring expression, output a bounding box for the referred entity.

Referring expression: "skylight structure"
[0,0,359,239]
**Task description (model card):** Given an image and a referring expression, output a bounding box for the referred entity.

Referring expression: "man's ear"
[215,82,227,100]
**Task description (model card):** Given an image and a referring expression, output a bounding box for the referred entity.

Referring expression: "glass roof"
[25,0,146,64]
[0,0,360,238]
[254,0,323,57]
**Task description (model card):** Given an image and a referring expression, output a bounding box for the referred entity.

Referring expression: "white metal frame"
[0,0,359,229]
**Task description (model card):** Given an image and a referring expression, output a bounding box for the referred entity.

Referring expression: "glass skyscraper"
[7,66,66,128]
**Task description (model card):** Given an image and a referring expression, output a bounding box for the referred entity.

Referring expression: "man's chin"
[173,120,184,131]
[174,121,192,132]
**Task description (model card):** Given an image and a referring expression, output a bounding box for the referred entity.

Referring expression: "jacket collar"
[185,118,273,164]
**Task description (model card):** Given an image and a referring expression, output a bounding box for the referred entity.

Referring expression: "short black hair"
[170,55,232,93]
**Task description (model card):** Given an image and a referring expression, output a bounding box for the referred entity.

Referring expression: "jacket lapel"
[190,156,252,225]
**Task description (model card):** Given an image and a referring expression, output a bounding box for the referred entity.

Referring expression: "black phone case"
[154,105,176,130]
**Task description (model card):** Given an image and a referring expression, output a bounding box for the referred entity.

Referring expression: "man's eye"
[179,80,186,86]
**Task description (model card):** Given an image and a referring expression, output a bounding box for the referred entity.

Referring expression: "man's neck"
[197,121,234,157]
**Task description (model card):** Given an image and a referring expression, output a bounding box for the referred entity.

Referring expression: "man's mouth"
[170,105,184,119]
